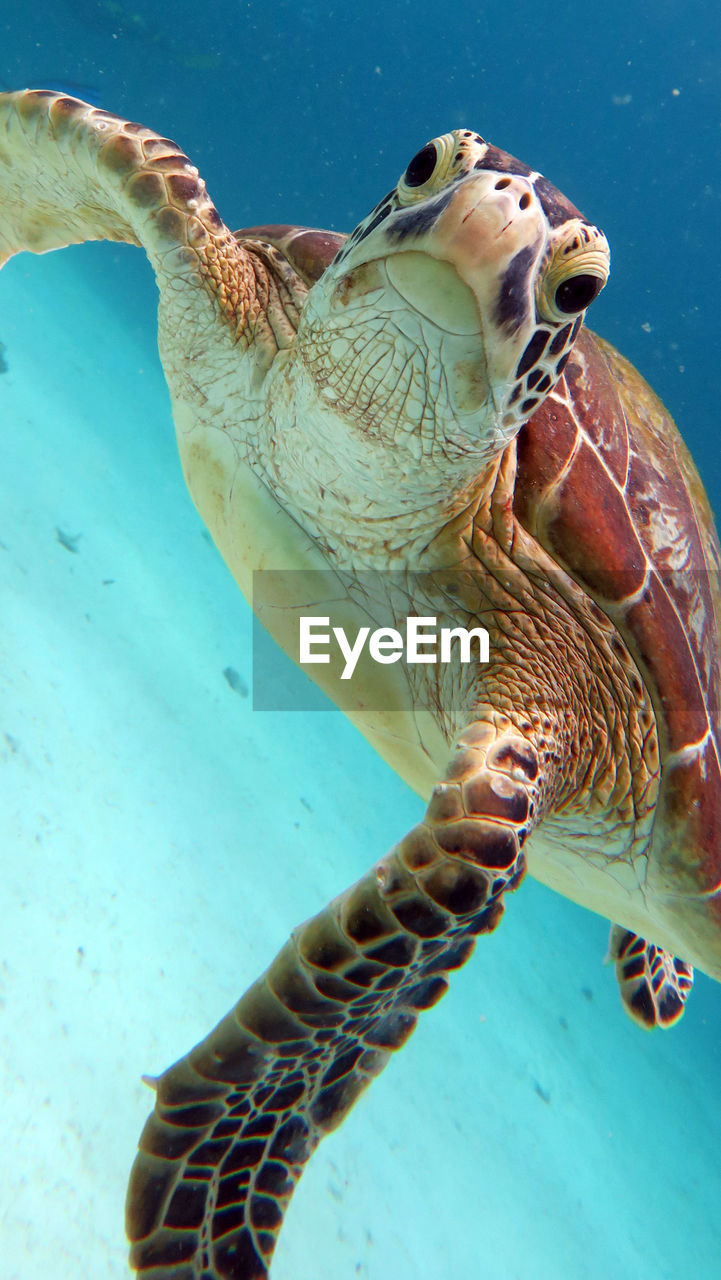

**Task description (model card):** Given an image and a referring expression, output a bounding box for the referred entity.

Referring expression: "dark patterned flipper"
[608,925,694,1028]
[0,89,248,329]
[126,721,543,1279]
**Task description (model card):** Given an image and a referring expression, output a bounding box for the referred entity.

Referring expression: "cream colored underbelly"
[524,818,699,967]
[175,393,453,785]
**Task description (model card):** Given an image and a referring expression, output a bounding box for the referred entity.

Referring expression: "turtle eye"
[404,142,439,188]
[554,273,603,315]
[397,133,459,204]
[537,220,610,323]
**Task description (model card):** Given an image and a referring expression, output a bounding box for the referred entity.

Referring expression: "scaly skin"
[0,89,262,335]
[0,89,306,422]
[0,89,716,1280]
[126,719,540,1279]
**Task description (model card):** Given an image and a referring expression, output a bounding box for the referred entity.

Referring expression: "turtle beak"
[436,170,547,272]
[431,171,547,350]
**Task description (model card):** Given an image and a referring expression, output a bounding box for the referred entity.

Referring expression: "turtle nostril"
[519,192,531,210]
[495,177,511,190]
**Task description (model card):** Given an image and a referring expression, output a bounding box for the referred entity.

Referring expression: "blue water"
[1,3,721,1278]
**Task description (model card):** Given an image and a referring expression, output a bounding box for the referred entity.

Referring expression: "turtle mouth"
[383,251,481,336]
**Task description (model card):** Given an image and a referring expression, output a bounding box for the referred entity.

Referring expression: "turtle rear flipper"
[126,720,542,1279]
[609,924,694,1028]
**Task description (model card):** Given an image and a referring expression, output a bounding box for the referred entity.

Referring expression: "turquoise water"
[2,4,721,1278]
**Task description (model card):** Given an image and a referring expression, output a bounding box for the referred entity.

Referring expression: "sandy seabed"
[2,244,720,1280]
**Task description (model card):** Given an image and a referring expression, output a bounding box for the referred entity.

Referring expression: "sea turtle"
[1,89,720,1280]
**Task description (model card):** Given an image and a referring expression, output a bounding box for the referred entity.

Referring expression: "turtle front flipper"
[126,720,543,1279]
[0,90,248,322]
[608,924,694,1028]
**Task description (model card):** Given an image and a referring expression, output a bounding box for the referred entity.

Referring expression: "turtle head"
[298,130,609,465]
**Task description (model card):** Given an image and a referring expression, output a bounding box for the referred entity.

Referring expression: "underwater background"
[1,2,720,1278]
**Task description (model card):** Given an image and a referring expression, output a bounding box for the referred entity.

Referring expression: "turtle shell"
[515,332,721,954]
[236,223,721,954]
[234,224,343,288]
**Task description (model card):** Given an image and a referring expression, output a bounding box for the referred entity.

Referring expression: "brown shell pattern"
[515,330,721,904]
